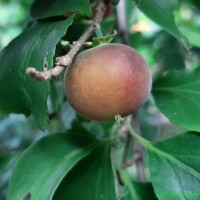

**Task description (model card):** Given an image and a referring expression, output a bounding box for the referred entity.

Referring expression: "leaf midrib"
[129,128,200,181]
[146,141,200,180]
[153,87,200,95]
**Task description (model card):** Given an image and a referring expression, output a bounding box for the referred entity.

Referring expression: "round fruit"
[64,43,152,121]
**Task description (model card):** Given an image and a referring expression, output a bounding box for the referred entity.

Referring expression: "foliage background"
[0,0,200,199]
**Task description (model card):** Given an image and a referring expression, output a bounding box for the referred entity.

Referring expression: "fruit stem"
[114,114,123,125]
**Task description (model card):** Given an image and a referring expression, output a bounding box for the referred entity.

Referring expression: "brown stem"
[27,0,106,81]
[116,0,129,44]
[120,115,145,181]
[131,113,145,181]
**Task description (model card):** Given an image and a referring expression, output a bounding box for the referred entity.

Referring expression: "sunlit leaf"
[133,0,190,49]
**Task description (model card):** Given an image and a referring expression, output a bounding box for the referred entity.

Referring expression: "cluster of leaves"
[0,0,200,200]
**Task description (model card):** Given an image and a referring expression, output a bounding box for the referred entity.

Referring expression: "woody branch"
[26,0,106,81]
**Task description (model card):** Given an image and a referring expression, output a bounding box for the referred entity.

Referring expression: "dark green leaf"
[31,0,91,19]
[154,32,185,70]
[153,70,200,131]
[53,145,116,200]
[0,16,74,129]
[120,170,157,200]
[111,0,120,6]
[190,0,200,10]
[129,127,200,200]
[8,131,99,200]
[148,132,200,200]
[133,0,190,49]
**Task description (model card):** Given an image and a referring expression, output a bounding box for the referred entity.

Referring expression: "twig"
[116,0,132,169]
[116,0,129,44]
[119,115,145,181]
[27,0,106,81]
[118,116,132,167]
[131,113,145,181]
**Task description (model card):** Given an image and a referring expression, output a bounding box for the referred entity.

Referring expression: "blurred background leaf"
[0,0,32,49]
[133,0,190,49]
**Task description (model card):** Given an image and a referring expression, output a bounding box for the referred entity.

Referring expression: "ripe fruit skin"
[64,43,152,121]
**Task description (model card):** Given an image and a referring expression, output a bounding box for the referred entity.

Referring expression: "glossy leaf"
[134,0,190,49]
[0,16,74,129]
[149,133,200,200]
[120,170,157,200]
[129,128,200,200]
[53,145,116,200]
[153,70,200,131]
[8,131,99,200]
[31,0,91,19]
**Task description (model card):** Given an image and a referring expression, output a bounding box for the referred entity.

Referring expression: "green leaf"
[0,16,74,129]
[129,127,200,200]
[153,33,185,70]
[92,30,117,46]
[180,26,200,48]
[176,13,200,48]
[53,145,116,200]
[152,70,200,132]
[30,0,91,19]
[8,131,99,200]
[49,74,65,113]
[148,133,200,200]
[190,0,200,10]
[133,0,190,49]
[120,170,157,200]
[111,0,120,6]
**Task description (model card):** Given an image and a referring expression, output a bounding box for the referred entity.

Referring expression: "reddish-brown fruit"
[64,43,152,121]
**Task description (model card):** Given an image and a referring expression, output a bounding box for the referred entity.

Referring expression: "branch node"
[27,0,106,81]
